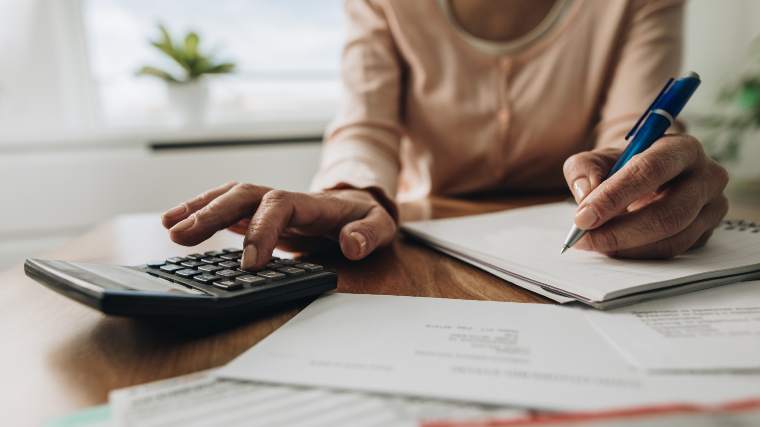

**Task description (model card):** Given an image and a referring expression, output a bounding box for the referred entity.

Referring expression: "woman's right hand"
[161,182,397,271]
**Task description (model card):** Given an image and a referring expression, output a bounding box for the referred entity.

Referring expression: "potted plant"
[696,38,760,195]
[137,24,236,125]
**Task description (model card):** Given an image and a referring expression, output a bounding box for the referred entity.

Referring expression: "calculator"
[24,248,337,318]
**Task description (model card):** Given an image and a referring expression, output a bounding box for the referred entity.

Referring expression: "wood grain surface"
[1,193,758,425]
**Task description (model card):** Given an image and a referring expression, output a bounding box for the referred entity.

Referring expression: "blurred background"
[1,0,759,269]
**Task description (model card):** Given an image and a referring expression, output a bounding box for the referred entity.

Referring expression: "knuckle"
[717,194,729,215]
[652,206,688,234]
[259,190,292,212]
[711,163,730,189]
[682,134,703,154]
[379,210,398,233]
[629,153,665,181]
[194,205,220,225]
[591,186,621,217]
[587,229,620,252]
[235,182,259,194]
[363,226,379,247]
[262,189,289,205]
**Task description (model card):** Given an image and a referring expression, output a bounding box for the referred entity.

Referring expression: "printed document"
[109,370,527,427]
[585,280,760,372]
[217,293,760,411]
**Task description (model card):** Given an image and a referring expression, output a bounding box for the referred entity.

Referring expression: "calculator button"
[193,274,218,283]
[277,259,297,265]
[201,257,224,264]
[220,254,241,261]
[212,280,242,291]
[278,267,305,276]
[175,269,201,277]
[185,253,203,260]
[295,263,323,272]
[218,261,240,269]
[180,260,203,268]
[236,275,267,286]
[257,270,286,280]
[266,262,281,269]
[146,260,165,268]
[168,257,187,264]
[160,264,183,272]
[204,250,226,257]
[216,269,243,278]
[198,264,222,273]
[222,248,242,253]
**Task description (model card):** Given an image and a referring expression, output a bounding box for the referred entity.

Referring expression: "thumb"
[338,205,397,260]
[562,146,621,203]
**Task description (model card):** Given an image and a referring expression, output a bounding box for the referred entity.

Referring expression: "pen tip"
[560,246,568,255]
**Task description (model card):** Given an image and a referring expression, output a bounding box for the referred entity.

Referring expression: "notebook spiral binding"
[722,219,760,233]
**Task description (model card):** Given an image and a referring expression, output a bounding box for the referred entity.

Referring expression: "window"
[83,0,345,133]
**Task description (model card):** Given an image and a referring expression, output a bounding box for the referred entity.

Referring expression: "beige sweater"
[311,0,685,204]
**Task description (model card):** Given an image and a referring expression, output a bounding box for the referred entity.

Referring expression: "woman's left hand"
[562,134,729,259]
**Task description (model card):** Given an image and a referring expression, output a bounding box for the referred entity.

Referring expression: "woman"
[161,0,728,271]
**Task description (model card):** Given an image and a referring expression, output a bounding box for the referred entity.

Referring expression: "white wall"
[1,143,322,269]
[684,0,760,114]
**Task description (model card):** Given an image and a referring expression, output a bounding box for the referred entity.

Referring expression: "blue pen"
[560,71,702,254]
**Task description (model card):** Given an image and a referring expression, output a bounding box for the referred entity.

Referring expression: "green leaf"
[140,23,236,81]
[204,62,236,74]
[150,24,191,72]
[184,32,200,60]
[135,65,181,83]
[738,85,760,110]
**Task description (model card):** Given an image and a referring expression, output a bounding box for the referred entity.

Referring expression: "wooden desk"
[2,194,758,425]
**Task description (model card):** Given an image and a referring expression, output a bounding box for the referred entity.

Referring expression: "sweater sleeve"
[593,0,686,149]
[310,0,404,217]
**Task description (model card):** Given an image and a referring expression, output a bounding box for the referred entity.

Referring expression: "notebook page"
[403,203,760,302]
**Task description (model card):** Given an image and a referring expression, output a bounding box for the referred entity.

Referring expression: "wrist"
[323,185,399,223]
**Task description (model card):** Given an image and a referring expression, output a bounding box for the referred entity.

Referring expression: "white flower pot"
[166,79,209,126]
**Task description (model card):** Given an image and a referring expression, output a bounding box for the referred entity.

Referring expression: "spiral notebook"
[402,202,760,309]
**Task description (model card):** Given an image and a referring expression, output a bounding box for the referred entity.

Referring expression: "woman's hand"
[161,183,397,270]
[563,134,729,259]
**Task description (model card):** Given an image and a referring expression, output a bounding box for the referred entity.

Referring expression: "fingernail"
[171,215,195,232]
[241,244,257,269]
[572,178,591,202]
[575,205,599,230]
[165,204,187,218]
[350,232,367,255]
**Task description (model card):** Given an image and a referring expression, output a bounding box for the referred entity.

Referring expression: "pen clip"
[624,78,674,140]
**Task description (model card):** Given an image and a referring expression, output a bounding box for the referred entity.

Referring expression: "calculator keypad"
[145,252,328,293]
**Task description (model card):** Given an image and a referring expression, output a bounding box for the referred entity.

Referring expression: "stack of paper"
[99,282,760,425]
[217,288,760,412]
[107,371,528,427]
[401,202,760,308]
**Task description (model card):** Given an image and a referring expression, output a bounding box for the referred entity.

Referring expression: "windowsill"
[0,116,328,153]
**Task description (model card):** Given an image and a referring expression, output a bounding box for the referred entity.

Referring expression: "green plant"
[137,24,236,84]
[696,38,760,163]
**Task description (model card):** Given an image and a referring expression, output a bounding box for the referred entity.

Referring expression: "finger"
[576,135,705,231]
[227,218,251,235]
[240,191,369,270]
[575,169,726,252]
[605,196,728,259]
[162,181,237,228]
[169,183,270,246]
[338,205,397,260]
[563,147,620,203]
